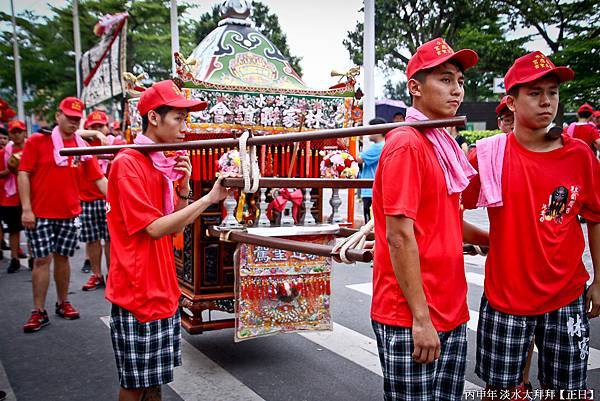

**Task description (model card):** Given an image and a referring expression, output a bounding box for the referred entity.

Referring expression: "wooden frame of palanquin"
[126,83,359,334]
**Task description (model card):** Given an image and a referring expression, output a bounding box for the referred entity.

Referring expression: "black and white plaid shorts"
[372,320,467,401]
[476,291,589,390]
[25,217,80,258]
[80,200,108,242]
[109,304,182,389]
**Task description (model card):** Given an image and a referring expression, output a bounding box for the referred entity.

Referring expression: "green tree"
[343,0,496,69]
[193,1,303,76]
[498,0,599,53]
[453,20,528,101]
[383,80,411,105]
[344,1,525,101]
[498,0,600,107]
[0,0,197,119]
[553,36,600,108]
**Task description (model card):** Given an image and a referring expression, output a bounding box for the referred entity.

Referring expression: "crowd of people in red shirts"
[0,38,599,401]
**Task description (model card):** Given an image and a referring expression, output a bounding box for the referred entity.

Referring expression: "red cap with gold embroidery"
[504,51,574,93]
[84,110,108,129]
[495,96,510,116]
[406,38,479,80]
[59,97,85,118]
[8,119,26,132]
[137,80,207,116]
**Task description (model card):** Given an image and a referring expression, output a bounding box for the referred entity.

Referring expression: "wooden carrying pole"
[221,177,374,189]
[59,117,467,156]
[207,227,373,263]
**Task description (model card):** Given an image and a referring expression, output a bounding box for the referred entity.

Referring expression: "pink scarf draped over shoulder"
[133,133,185,215]
[405,107,477,194]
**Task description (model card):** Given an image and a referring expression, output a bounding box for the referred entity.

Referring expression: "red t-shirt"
[463,133,600,315]
[105,149,180,323]
[19,133,104,219]
[568,123,599,150]
[0,145,23,207]
[79,156,105,202]
[371,127,469,332]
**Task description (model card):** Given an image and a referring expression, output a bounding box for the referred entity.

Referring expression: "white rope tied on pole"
[332,219,375,264]
[238,131,260,193]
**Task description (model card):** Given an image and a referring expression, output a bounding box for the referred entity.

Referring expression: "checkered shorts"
[476,291,589,390]
[372,321,467,401]
[109,304,182,389]
[80,200,108,242]
[25,217,80,258]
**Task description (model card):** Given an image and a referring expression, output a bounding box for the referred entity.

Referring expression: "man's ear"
[147,110,160,127]
[506,95,517,113]
[407,78,422,99]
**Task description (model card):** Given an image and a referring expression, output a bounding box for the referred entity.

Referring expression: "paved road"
[0,208,598,401]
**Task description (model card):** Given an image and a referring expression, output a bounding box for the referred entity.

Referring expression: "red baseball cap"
[406,38,479,80]
[84,110,108,129]
[137,80,207,116]
[495,96,511,116]
[504,51,574,93]
[594,110,600,118]
[8,119,26,132]
[59,97,85,118]
[577,103,594,114]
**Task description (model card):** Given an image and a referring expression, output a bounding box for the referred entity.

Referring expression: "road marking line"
[0,357,16,401]
[300,322,481,391]
[100,317,265,401]
[346,283,600,371]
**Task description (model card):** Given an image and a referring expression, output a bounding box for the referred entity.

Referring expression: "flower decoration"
[319,150,359,179]
[218,149,242,174]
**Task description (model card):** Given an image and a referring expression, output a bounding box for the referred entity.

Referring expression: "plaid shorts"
[476,291,589,390]
[372,320,467,401]
[109,304,182,389]
[80,200,109,242]
[25,217,80,258]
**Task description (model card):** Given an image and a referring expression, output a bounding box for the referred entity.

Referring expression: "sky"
[1,0,553,98]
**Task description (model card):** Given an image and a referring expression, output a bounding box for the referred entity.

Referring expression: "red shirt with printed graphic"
[463,133,600,315]
[105,149,180,323]
[371,127,469,332]
[18,133,103,219]
[0,145,23,206]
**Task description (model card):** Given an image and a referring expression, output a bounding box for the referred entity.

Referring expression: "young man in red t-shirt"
[18,97,107,333]
[566,103,600,153]
[371,38,489,400]
[106,80,232,401]
[463,52,600,399]
[79,110,111,291]
[0,119,28,273]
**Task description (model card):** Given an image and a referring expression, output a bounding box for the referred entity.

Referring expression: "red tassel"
[300,149,305,178]
[267,146,273,176]
[201,149,207,181]
[273,146,279,177]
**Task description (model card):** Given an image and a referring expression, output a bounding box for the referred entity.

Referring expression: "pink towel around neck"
[52,126,92,166]
[3,141,17,197]
[475,133,507,207]
[97,135,116,174]
[133,133,186,215]
[405,107,477,195]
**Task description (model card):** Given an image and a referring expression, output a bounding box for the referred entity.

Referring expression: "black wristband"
[176,185,193,200]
